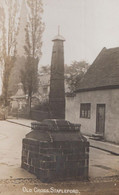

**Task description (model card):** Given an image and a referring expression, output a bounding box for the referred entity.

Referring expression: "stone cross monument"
[21,31,89,182]
[49,30,65,119]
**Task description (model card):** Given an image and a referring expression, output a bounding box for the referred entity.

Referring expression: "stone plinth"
[21,119,89,182]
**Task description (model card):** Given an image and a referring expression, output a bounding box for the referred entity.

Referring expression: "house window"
[80,103,91,119]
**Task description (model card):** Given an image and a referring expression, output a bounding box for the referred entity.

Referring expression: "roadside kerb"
[6,119,31,128]
[89,138,119,155]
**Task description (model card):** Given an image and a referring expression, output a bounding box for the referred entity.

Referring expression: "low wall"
[30,110,50,121]
[8,109,29,119]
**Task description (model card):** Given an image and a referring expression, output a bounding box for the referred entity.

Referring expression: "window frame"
[80,103,91,119]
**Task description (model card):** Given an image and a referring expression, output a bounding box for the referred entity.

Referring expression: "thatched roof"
[76,47,119,92]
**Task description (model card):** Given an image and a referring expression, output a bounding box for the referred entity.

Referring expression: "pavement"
[88,138,119,155]
[6,118,119,155]
[6,118,34,128]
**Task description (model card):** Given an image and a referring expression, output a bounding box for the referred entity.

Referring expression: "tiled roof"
[76,47,119,92]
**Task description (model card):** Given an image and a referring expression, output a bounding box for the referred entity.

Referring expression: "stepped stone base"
[21,119,89,182]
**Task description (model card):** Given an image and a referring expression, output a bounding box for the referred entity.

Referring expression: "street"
[0,120,119,194]
[0,121,35,180]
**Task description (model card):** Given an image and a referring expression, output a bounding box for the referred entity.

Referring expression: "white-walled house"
[66,47,119,144]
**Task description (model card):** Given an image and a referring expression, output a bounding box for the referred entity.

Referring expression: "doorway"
[96,104,105,135]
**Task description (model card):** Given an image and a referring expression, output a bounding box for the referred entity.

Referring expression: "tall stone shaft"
[49,34,65,119]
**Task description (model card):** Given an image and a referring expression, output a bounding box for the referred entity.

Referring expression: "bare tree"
[21,0,44,115]
[0,0,20,106]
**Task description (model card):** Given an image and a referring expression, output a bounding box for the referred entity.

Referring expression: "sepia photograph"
[0,0,119,194]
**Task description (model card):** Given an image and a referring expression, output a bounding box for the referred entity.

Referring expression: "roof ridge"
[76,47,119,92]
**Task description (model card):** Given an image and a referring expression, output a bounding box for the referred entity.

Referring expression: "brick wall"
[21,138,89,182]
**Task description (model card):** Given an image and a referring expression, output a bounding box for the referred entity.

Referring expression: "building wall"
[66,89,119,144]
[38,74,50,102]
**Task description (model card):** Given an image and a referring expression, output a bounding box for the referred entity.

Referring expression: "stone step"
[89,133,104,141]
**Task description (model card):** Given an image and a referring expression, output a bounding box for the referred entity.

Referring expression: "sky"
[40,0,119,66]
[1,0,119,94]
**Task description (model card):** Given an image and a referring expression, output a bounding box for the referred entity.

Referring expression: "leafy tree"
[21,0,44,115]
[38,62,89,94]
[65,61,90,92]
[39,65,50,74]
[0,0,20,106]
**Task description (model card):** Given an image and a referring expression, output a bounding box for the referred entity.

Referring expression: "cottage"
[66,47,119,144]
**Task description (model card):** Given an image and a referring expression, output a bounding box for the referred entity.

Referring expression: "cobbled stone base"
[21,119,89,182]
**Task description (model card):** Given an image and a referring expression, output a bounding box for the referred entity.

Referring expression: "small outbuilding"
[9,83,29,117]
[66,47,119,144]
